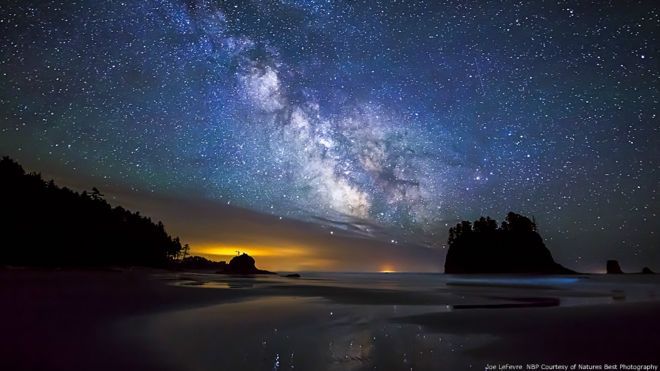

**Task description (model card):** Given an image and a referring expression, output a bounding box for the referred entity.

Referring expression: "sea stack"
[220,253,274,275]
[606,260,623,274]
[444,212,575,274]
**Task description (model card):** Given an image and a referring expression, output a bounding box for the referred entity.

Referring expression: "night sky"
[1,0,658,272]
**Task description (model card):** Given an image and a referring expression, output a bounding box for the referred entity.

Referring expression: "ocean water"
[173,272,660,307]
[122,273,660,370]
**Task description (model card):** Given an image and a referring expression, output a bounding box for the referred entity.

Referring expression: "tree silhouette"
[0,156,184,267]
[179,255,226,270]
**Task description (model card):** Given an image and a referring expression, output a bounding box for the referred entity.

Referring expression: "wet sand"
[1,269,659,370]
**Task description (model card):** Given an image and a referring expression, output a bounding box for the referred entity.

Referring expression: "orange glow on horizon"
[195,244,307,258]
[190,243,336,271]
[379,265,397,273]
[186,240,442,273]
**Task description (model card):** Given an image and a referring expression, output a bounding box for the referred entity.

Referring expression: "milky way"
[0,0,658,270]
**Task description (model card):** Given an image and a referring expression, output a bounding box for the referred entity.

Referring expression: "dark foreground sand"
[1,269,659,371]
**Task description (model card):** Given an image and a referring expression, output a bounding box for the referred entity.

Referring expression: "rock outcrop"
[217,253,274,275]
[606,260,623,274]
[444,212,575,274]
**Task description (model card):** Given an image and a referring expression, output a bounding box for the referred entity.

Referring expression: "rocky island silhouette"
[444,212,576,274]
[606,259,655,274]
[217,253,274,275]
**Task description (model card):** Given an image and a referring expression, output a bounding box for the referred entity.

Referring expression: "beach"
[1,269,659,371]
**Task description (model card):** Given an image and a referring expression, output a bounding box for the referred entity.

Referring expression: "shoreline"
[1,269,659,370]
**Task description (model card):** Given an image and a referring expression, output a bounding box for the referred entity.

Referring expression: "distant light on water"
[448,277,581,287]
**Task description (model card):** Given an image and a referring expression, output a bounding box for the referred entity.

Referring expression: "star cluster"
[0,0,658,269]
